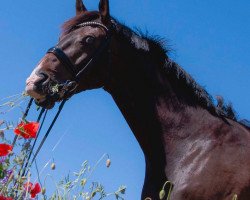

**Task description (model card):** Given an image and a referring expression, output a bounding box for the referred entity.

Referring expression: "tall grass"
[0,93,126,199]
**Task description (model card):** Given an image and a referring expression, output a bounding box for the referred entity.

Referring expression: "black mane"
[60,13,237,121]
[111,18,237,121]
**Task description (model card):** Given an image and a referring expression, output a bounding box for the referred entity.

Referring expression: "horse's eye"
[85,36,95,44]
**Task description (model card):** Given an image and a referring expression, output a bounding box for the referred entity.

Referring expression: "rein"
[17,99,66,177]
[18,21,113,175]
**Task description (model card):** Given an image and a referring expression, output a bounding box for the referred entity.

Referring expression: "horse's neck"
[104,37,225,197]
[105,35,219,152]
[107,59,167,160]
[105,37,188,158]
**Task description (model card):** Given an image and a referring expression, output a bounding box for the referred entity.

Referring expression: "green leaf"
[0,165,5,179]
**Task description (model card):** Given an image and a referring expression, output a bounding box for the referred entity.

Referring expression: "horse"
[25,0,250,199]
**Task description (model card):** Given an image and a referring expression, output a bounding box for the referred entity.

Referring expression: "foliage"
[0,94,126,199]
[43,158,126,200]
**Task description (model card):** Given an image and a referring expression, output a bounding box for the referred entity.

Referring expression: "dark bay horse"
[25,0,250,199]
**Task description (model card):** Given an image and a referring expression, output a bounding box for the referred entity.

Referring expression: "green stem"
[162,181,173,200]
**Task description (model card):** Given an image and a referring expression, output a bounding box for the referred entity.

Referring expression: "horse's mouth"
[35,97,56,109]
[26,80,77,109]
[25,82,64,109]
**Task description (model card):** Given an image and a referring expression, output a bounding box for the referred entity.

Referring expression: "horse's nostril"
[32,72,50,94]
[34,72,49,87]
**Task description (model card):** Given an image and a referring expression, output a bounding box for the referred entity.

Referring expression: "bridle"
[16,21,114,177]
[47,21,112,97]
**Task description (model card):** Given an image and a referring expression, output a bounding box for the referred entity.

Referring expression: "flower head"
[24,182,41,198]
[0,195,13,200]
[0,144,13,157]
[0,169,13,184]
[14,122,39,139]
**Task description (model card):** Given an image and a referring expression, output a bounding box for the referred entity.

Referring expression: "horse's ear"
[76,0,87,15]
[99,0,110,23]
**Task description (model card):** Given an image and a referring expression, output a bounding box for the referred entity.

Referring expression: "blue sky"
[0,0,250,199]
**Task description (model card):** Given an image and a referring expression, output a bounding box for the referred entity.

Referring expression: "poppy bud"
[51,163,56,170]
[159,189,166,200]
[106,159,111,168]
[91,191,96,197]
[42,187,46,195]
[0,130,4,139]
[80,178,87,186]
[232,194,238,200]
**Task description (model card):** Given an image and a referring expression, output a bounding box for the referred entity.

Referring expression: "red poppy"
[14,122,39,139]
[24,182,41,198]
[0,195,13,200]
[0,144,13,157]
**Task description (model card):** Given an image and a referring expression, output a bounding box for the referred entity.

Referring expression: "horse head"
[25,0,112,109]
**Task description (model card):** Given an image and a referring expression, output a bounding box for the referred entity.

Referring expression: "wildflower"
[14,122,39,139]
[0,169,13,184]
[24,182,41,198]
[0,144,13,157]
[1,176,9,185]
[0,157,6,164]
[0,195,13,200]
